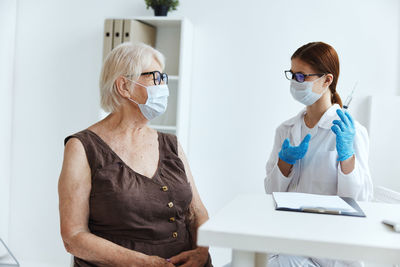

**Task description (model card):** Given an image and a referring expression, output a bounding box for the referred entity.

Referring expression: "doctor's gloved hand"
[331,109,356,161]
[278,134,311,165]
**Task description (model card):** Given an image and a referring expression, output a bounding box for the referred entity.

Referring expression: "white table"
[197,193,400,267]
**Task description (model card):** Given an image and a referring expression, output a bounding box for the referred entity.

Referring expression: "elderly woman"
[58,42,212,267]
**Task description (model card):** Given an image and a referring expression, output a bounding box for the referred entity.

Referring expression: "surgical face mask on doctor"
[126,78,169,121]
[290,75,328,106]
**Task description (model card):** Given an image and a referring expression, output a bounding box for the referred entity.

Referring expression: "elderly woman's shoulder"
[157,130,177,142]
[156,131,181,156]
[159,131,176,138]
[64,129,91,146]
[63,129,97,160]
[64,134,86,155]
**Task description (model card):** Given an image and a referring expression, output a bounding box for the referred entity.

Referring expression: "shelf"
[169,75,179,81]
[111,16,185,27]
[150,125,177,131]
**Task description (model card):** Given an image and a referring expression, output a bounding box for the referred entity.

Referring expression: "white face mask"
[127,79,169,121]
[290,75,328,106]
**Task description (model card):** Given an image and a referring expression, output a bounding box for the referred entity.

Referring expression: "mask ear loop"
[316,74,330,95]
[127,97,139,105]
[125,77,146,106]
[126,77,147,89]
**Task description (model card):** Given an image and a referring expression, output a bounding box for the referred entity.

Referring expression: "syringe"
[343,82,358,110]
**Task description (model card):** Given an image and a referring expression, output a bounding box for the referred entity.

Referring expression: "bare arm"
[277,159,293,177]
[177,142,209,253]
[58,138,171,267]
[339,155,355,174]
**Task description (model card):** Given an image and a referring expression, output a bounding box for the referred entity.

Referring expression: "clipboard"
[272,192,366,217]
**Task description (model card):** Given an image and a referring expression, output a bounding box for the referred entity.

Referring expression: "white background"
[1,0,399,266]
[0,0,17,245]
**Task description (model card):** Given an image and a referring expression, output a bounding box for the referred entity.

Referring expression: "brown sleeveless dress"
[64,129,212,267]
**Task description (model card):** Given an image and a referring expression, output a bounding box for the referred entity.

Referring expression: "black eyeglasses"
[284,70,325,83]
[141,71,168,85]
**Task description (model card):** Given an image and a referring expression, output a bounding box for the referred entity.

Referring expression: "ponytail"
[331,91,343,108]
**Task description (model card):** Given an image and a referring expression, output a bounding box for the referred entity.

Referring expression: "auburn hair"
[291,42,342,107]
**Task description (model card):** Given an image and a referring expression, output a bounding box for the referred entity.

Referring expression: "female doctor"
[264,42,373,267]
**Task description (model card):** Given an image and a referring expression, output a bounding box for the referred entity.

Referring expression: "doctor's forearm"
[278,159,293,177]
[340,155,355,174]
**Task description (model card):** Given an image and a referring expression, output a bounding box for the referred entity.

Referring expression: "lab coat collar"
[282,104,341,145]
[283,104,341,128]
[318,104,341,129]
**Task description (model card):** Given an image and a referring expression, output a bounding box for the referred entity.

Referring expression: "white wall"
[184,0,400,213]
[0,0,17,244]
[369,96,400,191]
[7,0,400,265]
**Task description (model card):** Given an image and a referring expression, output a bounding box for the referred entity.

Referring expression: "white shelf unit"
[100,16,193,153]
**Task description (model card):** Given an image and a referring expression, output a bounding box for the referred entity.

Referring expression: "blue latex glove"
[278,134,311,165]
[331,109,356,161]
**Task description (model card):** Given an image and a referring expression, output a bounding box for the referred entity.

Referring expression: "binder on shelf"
[122,19,156,47]
[112,19,123,49]
[272,192,366,217]
[102,19,113,61]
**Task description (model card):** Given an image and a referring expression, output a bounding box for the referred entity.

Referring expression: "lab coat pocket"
[309,150,338,194]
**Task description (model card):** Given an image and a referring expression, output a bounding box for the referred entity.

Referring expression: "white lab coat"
[264,104,373,267]
[264,104,373,201]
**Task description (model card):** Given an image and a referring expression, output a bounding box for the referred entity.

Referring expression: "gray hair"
[99,42,165,112]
